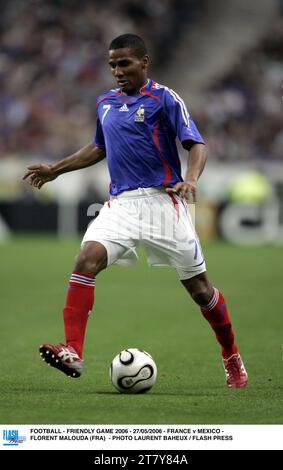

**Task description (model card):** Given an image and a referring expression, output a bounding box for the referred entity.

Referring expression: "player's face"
[108,48,149,95]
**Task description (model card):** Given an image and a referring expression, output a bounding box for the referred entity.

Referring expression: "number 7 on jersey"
[102,104,111,124]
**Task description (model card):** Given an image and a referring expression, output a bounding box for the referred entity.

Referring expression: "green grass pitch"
[0,236,282,424]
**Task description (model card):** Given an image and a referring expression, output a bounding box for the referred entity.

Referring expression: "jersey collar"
[118,79,153,99]
[139,79,152,93]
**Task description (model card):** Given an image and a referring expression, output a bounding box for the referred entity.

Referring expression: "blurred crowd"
[0,0,197,162]
[197,15,283,162]
[0,0,282,163]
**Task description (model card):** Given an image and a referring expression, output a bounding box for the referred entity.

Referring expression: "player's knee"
[74,251,106,277]
[181,275,213,306]
[191,288,212,306]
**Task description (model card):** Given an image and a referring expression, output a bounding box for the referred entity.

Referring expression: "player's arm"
[23,143,106,189]
[167,142,206,201]
[161,88,206,202]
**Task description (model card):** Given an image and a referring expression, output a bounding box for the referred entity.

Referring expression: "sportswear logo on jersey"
[165,86,191,128]
[119,103,129,112]
[134,105,145,122]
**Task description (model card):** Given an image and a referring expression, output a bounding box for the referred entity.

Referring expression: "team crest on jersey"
[119,103,129,112]
[134,105,145,122]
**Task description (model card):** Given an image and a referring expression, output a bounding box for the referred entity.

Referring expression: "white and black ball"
[110,348,157,394]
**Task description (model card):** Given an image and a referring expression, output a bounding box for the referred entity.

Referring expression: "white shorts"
[81,187,206,280]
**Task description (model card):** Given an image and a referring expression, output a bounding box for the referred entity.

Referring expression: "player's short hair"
[109,34,147,58]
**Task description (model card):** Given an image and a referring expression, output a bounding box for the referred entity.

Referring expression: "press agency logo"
[3,429,26,446]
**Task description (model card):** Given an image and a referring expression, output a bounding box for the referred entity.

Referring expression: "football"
[110,348,157,394]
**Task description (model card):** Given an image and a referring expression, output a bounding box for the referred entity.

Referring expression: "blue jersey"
[94,79,204,196]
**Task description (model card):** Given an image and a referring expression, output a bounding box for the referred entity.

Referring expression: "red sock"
[200,288,238,359]
[63,272,95,358]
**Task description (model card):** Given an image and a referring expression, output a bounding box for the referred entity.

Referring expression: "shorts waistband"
[115,187,166,199]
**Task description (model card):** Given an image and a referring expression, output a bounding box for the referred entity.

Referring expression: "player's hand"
[22,164,57,189]
[166,180,197,202]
